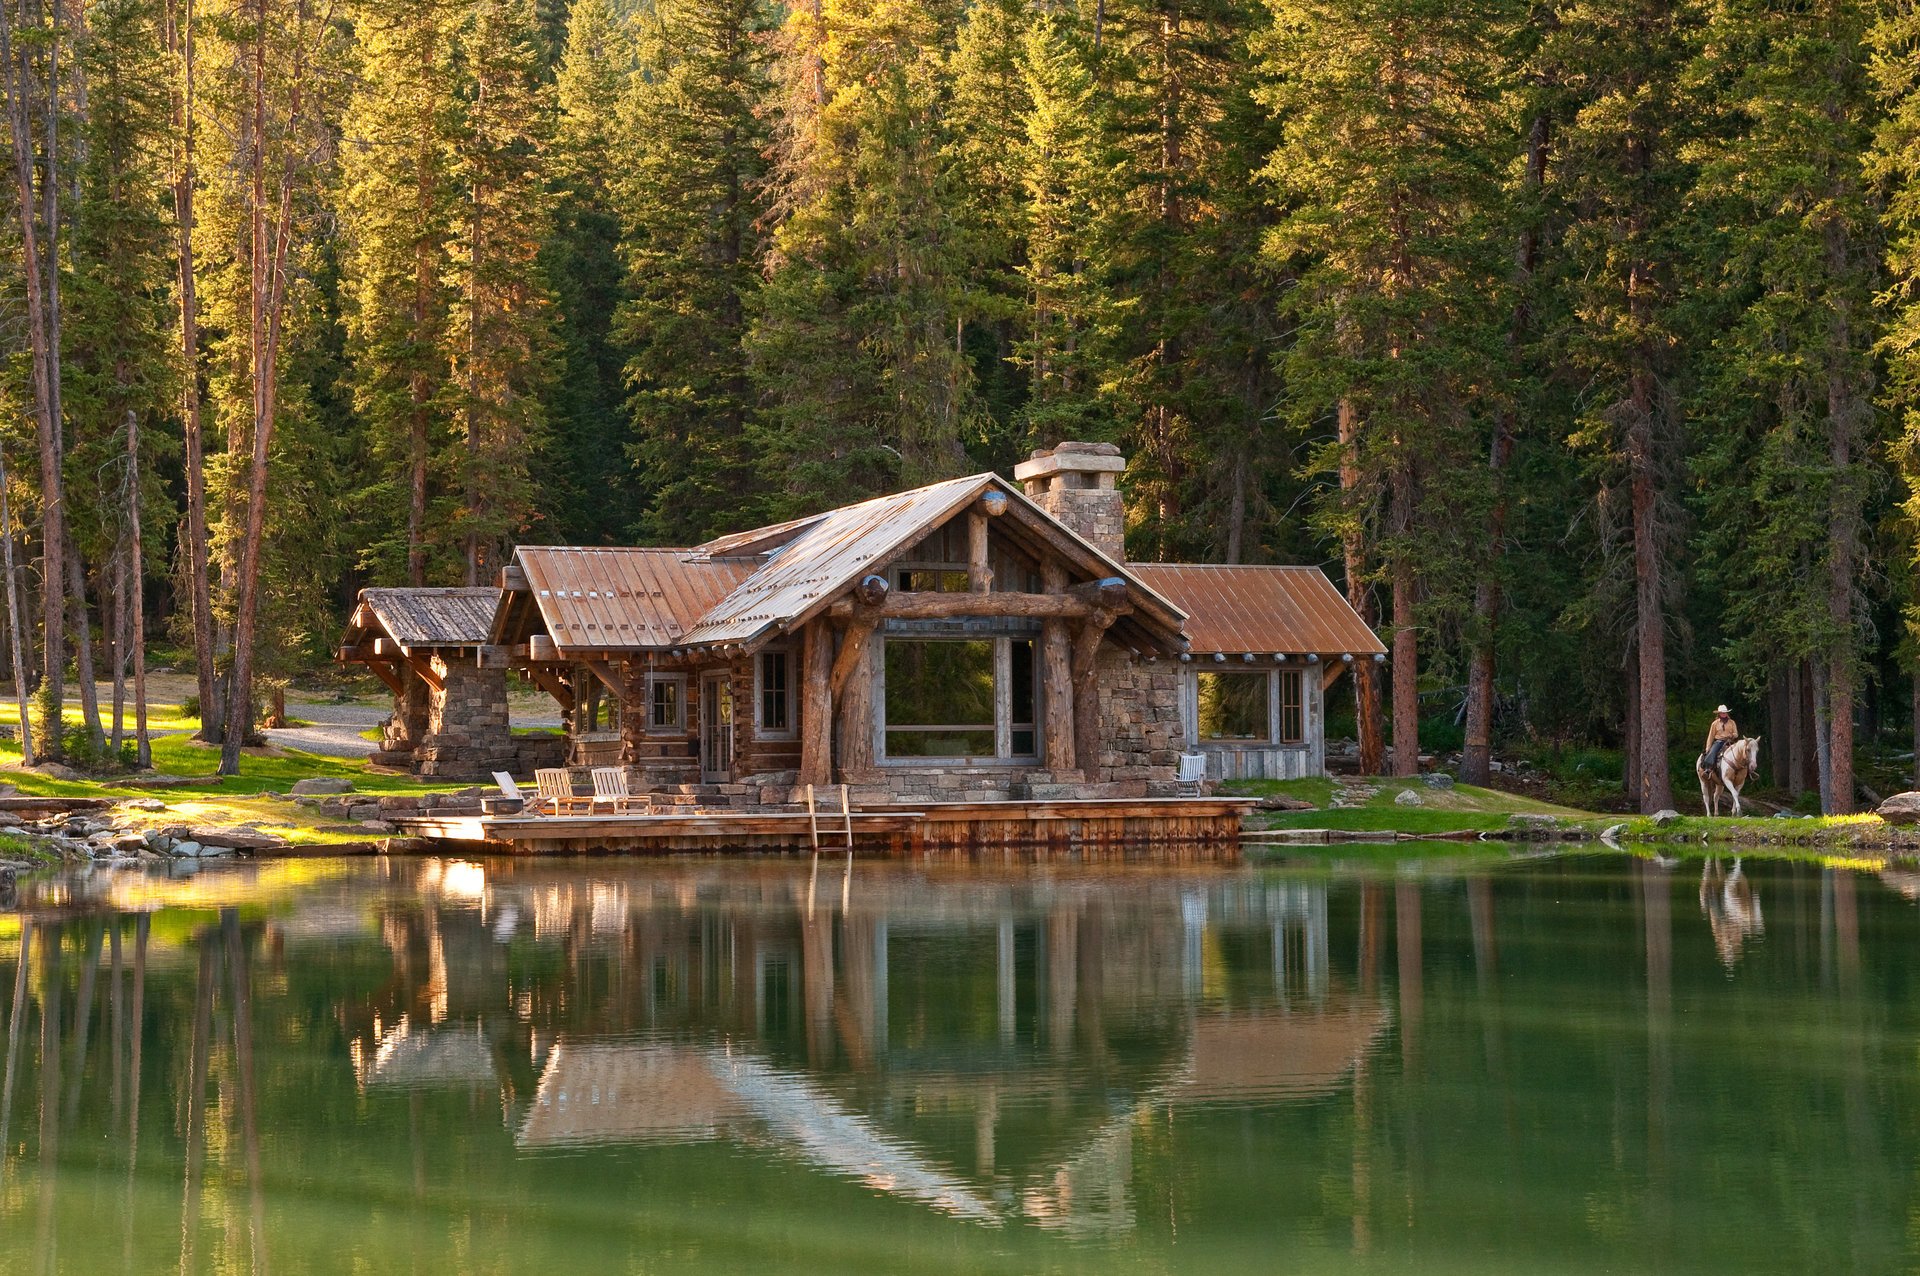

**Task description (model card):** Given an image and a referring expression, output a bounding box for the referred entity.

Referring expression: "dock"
[389,797,1253,856]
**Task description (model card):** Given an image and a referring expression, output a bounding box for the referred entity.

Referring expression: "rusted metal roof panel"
[516,548,756,652]
[359,587,501,648]
[1127,564,1385,656]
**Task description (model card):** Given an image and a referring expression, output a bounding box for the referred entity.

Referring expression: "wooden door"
[701,673,734,782]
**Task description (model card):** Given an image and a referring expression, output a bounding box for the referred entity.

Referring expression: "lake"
[0,849,1912,1274]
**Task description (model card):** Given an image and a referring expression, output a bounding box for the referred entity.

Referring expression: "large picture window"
[1193,667,1308,746]
[882,637,1038,761]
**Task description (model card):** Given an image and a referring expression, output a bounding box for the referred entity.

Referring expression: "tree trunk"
[67,552,102,743]
[0,0,68,758]
[110,548,126,751]
[1812,659,1835,814]
[166,0,218,743]
[1912,667,1919,791]
[1798,661,1819,795]
[0,442,33,765]
[1626,374,1670,812]
[125,409,149,767]
[1824,218,1861,815]
[1338,399,1384,774]
[1462,109,1548,790]
[1769,669,1791,790]
[1390,554,1418,777]
[1624,646,1641,809]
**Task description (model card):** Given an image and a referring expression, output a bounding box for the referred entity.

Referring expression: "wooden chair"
[484,771,528,815]
[534,768,592,816]
[590,766,652,815]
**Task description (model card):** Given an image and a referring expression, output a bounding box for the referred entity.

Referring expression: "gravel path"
[263,696,564,760]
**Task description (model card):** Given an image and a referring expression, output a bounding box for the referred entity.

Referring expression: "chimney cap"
[1014,442,1126,483]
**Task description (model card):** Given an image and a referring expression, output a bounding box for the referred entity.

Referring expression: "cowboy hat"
[1715,705,1730,714]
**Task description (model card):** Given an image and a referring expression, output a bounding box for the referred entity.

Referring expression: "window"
[1010,638,1036,756]
[648,674,686,732]
[1197,671,1271,742]
[1192,667,1309,746]
[758,649,794,739]
[1278,669,1304,744]
[886,640,997,757]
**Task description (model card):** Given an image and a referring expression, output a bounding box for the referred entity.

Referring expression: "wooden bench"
[590,767,653,815]
[534,768,593,816]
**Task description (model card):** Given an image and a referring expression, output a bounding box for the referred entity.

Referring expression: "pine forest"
[8,0,1920,813]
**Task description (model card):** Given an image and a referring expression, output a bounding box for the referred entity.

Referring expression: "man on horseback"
[1704,705,1739,774]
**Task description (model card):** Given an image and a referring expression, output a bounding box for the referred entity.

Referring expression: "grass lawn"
[1227,775,1596,835]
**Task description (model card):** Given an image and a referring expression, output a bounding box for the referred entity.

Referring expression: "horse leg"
[1728,778,1742,818]
[1699,774,1712,818]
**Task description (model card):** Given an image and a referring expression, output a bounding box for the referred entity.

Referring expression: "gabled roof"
[514,548,757,652]
[677,473,1188,650]
[348,587,502,649]
[1125,564,1385,657]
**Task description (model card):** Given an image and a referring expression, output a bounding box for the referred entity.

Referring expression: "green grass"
[1229,775,1596,836]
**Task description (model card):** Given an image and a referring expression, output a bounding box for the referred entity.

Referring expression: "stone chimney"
[1015,441,1128,562]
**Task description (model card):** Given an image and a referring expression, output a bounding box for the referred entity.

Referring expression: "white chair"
[485,771,527,815]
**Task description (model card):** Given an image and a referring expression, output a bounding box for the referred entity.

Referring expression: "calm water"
[0,849,1912,1274]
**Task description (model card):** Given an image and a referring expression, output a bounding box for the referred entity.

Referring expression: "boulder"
[358,819,396,834]
[170,841,202,858]
[1877,792,1920,826]
[289,777,355,796]
[1254,795,1313,811]
[1651,809,1682,827]
[188,826,289,852]
[31,762,84,782]
[1423,773,1456,789]
[117,797,169,813]
[1393,789,1424,807]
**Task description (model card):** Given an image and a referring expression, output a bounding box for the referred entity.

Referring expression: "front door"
[700,673,734,782]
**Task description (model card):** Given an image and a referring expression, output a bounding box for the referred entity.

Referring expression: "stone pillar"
[1014,441,1127,562]
[413,654,515,779]
[374,663,433,766]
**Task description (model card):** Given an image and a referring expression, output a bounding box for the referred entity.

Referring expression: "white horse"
[1696,736,1762,817]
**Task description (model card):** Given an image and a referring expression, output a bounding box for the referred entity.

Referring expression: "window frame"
[1186,665,1311,748]
[646,672,688,734]
[877,633,1041,765]
[755,647,796,741]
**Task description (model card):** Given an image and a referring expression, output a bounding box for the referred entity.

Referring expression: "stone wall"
[1093,649,1191,795]
[412,657,517,780]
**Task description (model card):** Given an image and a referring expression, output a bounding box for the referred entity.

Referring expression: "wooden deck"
[389,798,1252,857]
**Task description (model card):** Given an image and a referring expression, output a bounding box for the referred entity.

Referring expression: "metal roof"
[1125,564,1385,656]
[356,587,502,648]
[516,547,756,652]
[677,473,1189,650]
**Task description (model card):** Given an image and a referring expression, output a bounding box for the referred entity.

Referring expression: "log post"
[800,622,834,787]
[1070,610,1116,777]
[968,511,992,594]
[837,633,875,776]
[1042,561,1074,772]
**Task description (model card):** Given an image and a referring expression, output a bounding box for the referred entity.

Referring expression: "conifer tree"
[1689,0,1882,812]
[544,0,633,543]
[749,0,976,511]
[616,0,775,540]
[1259,0,1513,775]
[339,0,459,584]
[445,0,554,581]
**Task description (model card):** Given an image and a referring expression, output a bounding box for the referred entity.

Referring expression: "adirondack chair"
[589,766,652,815]
[534,768,592,816]
[485,771,528,815]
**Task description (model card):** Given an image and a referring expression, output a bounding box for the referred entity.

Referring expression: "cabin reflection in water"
[330,861,1391,1233]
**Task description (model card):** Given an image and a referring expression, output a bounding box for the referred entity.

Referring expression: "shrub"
[27,679,59,760]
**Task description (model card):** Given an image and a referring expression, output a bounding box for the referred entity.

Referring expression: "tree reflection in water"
[0,853,1913,1274]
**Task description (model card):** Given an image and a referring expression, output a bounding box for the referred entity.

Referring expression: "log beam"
[1041,562,1074,771]
[363,659,405,698]
[524,665,575,714]
[582,660,626,697]
[800,622,833,787]
[403,656,445,693]
[1321,662,1347,693]
[826,590,1119,622]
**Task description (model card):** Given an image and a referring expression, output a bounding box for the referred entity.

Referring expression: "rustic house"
[342,443,1384,796]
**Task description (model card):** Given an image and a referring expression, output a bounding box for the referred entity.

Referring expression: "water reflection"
[0,852,1916,1273]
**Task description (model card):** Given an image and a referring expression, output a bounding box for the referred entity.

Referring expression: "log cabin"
[341,442,1385,802]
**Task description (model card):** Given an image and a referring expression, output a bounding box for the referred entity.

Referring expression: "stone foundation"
[410,657,519,781]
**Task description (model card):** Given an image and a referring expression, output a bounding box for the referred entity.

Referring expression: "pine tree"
[445,0,554,581]
[544,0,634,543]
[1689,0,1883,813]
[749,0,977,512]
[616,0,775,541]
[338,0,459,585]
[1259,0,1514,774]
[1550,0,1693,811]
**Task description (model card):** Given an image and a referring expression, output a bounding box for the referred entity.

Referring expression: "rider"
[1704,705,1739,773]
